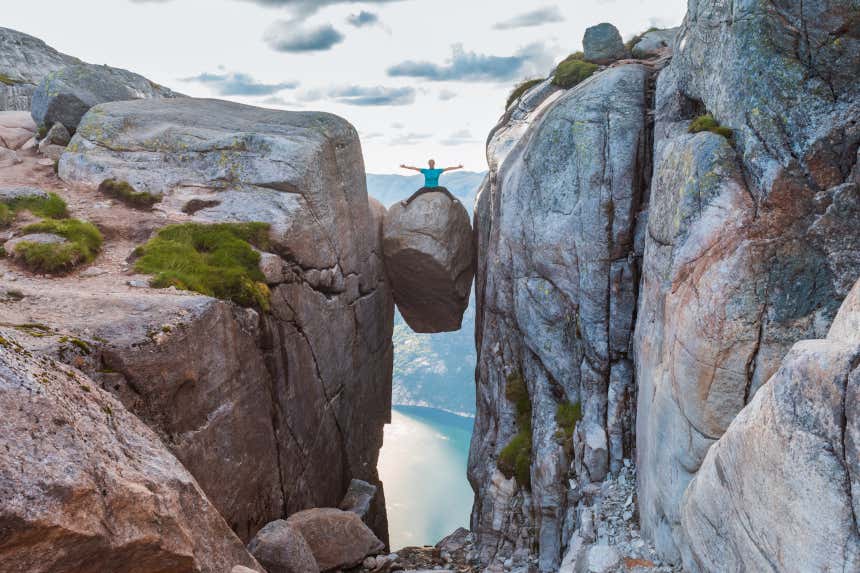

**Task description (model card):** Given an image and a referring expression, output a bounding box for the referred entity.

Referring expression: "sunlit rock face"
[382,189,474,333]
[635,0,860,562]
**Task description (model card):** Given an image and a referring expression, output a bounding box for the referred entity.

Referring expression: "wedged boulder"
[52,96,394,544]
[583,23,625,63]
[31,62,180,131]
[286,508,384,572]
[0,110,36,149]
[0,329,263,573]
[679,278,860,572]
[382,189,474,333]
[247,520,319,573]
[0,27,79,111]
[631,28,679,59]
[339,478,378,520]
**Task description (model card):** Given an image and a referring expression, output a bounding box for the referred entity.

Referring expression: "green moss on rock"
[506,78,543,109]
[498,370,533,489]
[0,73,19,86]
[555,401,582,452]
[553,53,599,89]
[98,179,160,209]
[133,222,272,310]
[14,219,103,274]
[0,192,69,227]
[689,113,733,140]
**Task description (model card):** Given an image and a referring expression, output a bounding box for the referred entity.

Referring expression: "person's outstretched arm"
[400,164,422,172]
[443,164,464,172]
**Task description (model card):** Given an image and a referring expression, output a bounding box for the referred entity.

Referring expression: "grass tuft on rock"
[553,52,599,89]
[0,73,19,86]
[625,26,660,52]
[689,113,733,140]
[498,370,533,489]
[133,222,272,310]
[14,219,103,274]
[506,78,543,109]
[0,192,69,227]
[555,401,582,452]
[99,179,160,209]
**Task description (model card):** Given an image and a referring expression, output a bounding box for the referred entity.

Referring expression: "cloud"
[441,129,478,146]
[493,6,564,30]
[387,43,553,83]
[391,122,405,129]
[347,10,379,27]
[182,71,298,96]
[438,89,457,101]
[390,132,432,145]
[302,85,415,106]
[265,21,344,52]
[239,0,406,17]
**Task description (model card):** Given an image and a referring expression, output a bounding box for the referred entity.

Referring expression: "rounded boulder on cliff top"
[382,189,475,333]
[247,520,319,573]
[583,22,626,63]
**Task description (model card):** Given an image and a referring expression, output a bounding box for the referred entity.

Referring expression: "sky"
[5,0,686,173]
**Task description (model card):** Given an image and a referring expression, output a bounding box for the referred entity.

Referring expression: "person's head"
[428,159,436,168]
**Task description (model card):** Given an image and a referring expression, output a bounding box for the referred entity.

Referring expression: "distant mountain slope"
[367,173,482,416]
[367,171,486,214]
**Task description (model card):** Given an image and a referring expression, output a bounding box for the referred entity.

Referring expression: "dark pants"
[402,186,459,206]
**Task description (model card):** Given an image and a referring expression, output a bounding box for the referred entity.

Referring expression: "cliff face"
[470,0,860,570]
[1,96,393,548]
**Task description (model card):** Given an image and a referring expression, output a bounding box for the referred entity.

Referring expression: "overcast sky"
[6,0,685,173]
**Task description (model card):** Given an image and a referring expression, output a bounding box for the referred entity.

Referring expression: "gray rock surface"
[635,0,860,563]
[470,63,652,572]
[382,190,474,333]
[51,97,394,544]
[41,121,70,146]
[286,508,385,572]
[0,111,36,149]
[631,28,679,59]
[0,186,48,201]
[0,27,79,111]
[31,62,179,131]
[679,277,860,572]
[339,479,378,520]
[248,520,320,573]
[0,329,263,573]
[4,233,67,260]
[583,23,626,63]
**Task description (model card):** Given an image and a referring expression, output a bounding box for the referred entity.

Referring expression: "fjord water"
[379,405,475,550]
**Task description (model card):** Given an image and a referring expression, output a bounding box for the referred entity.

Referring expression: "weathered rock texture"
[383,190,474,333]
[32,62,180,131]
[286,508,385,572]
[680,277,860,571]
[0,27,79,111]
[0,330,263,573]
[469,63,653,572]
[247,520,319,573]
[635,0,860,562]
[18,97,393,545]
[631,28,679,59]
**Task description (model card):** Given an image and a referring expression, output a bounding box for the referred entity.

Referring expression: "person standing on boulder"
[398,159,463,206]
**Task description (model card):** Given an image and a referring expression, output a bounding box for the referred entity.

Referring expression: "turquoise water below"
[378,405,475,550]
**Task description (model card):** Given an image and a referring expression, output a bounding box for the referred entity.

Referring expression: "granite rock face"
[469,63,652,572]
[0,27,79,111]
[0,330,263,573]
[31,62,180,131]
[382,190,474,333]
[583,23,626,64]
[48,97,393,544]
[680,278,860,571]
[635,0,860,562]
[631,28,679,59]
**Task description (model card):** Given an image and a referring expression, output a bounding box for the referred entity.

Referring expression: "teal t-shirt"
[420,168,445,188]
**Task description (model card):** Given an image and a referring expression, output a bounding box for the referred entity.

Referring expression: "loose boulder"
[339,478,378,520]
[382,189,474,333]
[31,62,179,131]
[247,520,319,573]
[0,330,263,573]
[286,508,384,572]
[0,110,36,149]
[631,28,679,59]
[583,23,625,63]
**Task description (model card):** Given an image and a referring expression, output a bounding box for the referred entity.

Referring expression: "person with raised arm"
[398,159,464,206]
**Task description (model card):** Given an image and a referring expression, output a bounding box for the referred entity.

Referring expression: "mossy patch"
[555,401,582,452]
[625,27,659,52]
[552,52,599,89]
[0,73,19,86]
[98,179,160,209]
[0,192,68,227]
[13,219,102,274]
[689,114,733,140]
[506,78,543,109]
[133,222,272,310]
[498,370,533,489]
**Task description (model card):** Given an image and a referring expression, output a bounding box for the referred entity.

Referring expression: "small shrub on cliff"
[133,222,272,310]
[0,193,68,227]
[498,371,533,489]
[552,53,599,89]
[506,78,543,109]
[555,401,582,452]
[99,179,160,209]
[13,218,102,273]
[689,113,733,140]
